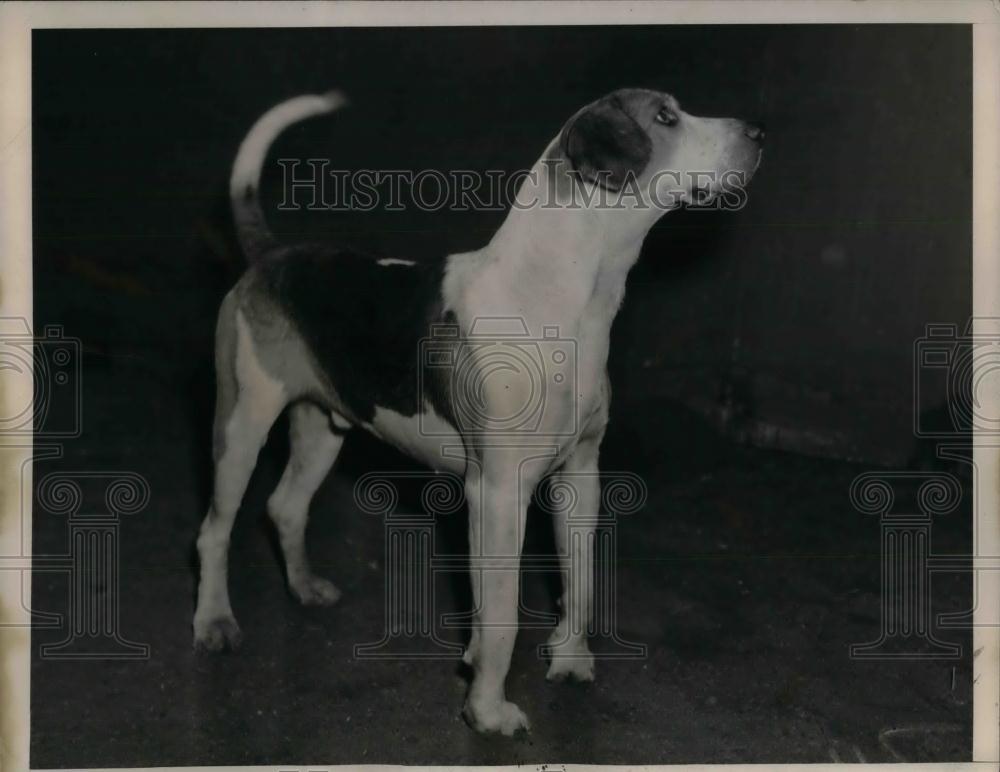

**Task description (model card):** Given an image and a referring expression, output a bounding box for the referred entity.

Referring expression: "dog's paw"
[193,614,243,652]
[545,635,595,682]
[290,575,342,606]
[546,651,595,682]
[463,697,530,736]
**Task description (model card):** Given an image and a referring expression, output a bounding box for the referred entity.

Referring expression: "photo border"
[1,2,997,770]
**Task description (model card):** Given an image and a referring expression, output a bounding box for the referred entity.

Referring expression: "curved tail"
[230,91,347,260]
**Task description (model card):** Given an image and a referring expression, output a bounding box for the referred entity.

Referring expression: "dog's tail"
[230,91,348,260]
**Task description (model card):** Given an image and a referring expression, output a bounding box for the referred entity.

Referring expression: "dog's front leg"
[545,431,602,682]
[462,453,538,735]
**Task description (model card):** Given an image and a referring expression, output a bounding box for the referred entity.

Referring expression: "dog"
[193,87,763,735]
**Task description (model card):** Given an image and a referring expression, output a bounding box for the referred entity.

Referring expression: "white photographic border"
[1,2,997,770]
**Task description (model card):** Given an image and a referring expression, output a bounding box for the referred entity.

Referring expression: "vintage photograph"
[10,10,990,768]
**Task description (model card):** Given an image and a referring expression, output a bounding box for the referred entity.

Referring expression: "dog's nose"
[744,121,766,143]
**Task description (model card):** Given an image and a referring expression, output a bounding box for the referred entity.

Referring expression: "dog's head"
[560,88,763,208]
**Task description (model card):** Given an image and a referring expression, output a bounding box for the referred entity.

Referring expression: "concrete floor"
[30,365,972,767]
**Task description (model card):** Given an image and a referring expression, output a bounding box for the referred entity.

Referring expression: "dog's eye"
[655,107,678,126]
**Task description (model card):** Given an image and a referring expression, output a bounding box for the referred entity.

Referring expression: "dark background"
[31,26,973,766]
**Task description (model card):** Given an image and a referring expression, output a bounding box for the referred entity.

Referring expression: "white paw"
[463,697,531,736]
[291,575,342,606]
[546,651,595,682]
[545,635,595,682]
[193,613,243,652]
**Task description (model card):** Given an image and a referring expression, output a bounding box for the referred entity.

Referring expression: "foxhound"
[193,88,763,735]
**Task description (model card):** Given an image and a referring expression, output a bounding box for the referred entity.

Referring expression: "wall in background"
[32,25,971,466]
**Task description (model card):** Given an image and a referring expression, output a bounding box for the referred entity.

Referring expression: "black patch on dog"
[258,246,456,426]
[562,93,652,191]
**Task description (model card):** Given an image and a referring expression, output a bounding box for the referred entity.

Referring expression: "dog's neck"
[475,138,668,331]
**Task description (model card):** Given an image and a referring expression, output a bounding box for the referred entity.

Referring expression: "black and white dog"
[194,88,763,734]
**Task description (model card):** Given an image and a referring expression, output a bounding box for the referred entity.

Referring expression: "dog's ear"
[561,96,652,191]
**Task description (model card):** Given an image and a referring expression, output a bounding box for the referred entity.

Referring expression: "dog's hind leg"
[267,401,346,606]
[194,299,287,651]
